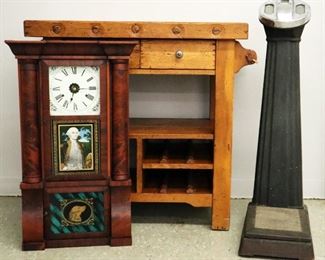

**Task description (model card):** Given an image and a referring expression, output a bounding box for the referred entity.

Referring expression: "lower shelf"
[130,169,212,207]
[130,193,212,207]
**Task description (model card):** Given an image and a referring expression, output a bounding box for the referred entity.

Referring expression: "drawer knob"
[175,50,183,59]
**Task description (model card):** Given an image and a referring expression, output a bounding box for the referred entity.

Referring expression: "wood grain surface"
[141,40,215,70]
[24,20,248,39]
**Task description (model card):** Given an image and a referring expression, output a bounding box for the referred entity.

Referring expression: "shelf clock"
[6,40,137,250]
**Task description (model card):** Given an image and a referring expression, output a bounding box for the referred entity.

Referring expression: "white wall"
[0,0,324,198]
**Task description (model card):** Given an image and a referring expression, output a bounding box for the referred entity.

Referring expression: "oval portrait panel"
[62,199,93,225]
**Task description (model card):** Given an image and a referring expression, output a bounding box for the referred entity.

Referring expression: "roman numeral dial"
[49,65,100,115]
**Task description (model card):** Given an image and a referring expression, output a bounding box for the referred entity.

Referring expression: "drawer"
[140,40,215,70]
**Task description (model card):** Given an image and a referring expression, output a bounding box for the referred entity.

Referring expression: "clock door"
[41,60,109,181]
[44,186,110,241]
[49,65,100,116]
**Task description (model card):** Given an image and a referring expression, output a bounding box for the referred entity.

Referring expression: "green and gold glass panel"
[49,192,105,234]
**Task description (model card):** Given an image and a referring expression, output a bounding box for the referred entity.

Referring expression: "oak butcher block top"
[24,20,248,39]
[23,20,256,75]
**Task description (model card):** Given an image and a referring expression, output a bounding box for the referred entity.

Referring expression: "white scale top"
[259,0,311,28]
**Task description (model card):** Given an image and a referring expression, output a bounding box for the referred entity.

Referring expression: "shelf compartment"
[144,170,212,194]
[129,118,214,140]
[143,140,213,170]
[131,169,212,207]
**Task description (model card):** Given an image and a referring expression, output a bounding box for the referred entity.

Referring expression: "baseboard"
[0,177,323,198]
[302,178,325,198]
[231,178,325,199]
[0,177,21,196]
[231,178,254,198]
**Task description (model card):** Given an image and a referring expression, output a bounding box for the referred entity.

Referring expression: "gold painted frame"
[52,120,99,176]
[60,198,95,227]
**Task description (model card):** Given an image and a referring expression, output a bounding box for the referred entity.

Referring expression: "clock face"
[49,66,100,115]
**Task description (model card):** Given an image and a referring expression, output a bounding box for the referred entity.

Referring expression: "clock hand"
[70,93,75,102]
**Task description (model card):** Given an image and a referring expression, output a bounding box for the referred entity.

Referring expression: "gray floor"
[0,197,324,260]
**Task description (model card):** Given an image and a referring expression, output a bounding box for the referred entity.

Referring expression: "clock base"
[239,203,314,259]
[110,237,132,247]
[110,180,132,246]
[22,241,45,251]
[46,237,110,249]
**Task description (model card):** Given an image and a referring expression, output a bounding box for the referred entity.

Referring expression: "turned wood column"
[17,58,44,250]
[18,60,42,184]
[111,59,130,181]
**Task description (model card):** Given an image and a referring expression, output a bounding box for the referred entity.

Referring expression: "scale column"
[239,1,314,259]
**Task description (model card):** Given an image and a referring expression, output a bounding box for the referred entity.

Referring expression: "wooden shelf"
[129,118,214,139]
[131,193,212,207]
[143,160,213,170]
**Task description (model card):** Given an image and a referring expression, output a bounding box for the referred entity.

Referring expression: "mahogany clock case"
[6,40,137,250]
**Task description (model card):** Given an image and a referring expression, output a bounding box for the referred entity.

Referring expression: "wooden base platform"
[239,203,314,260]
